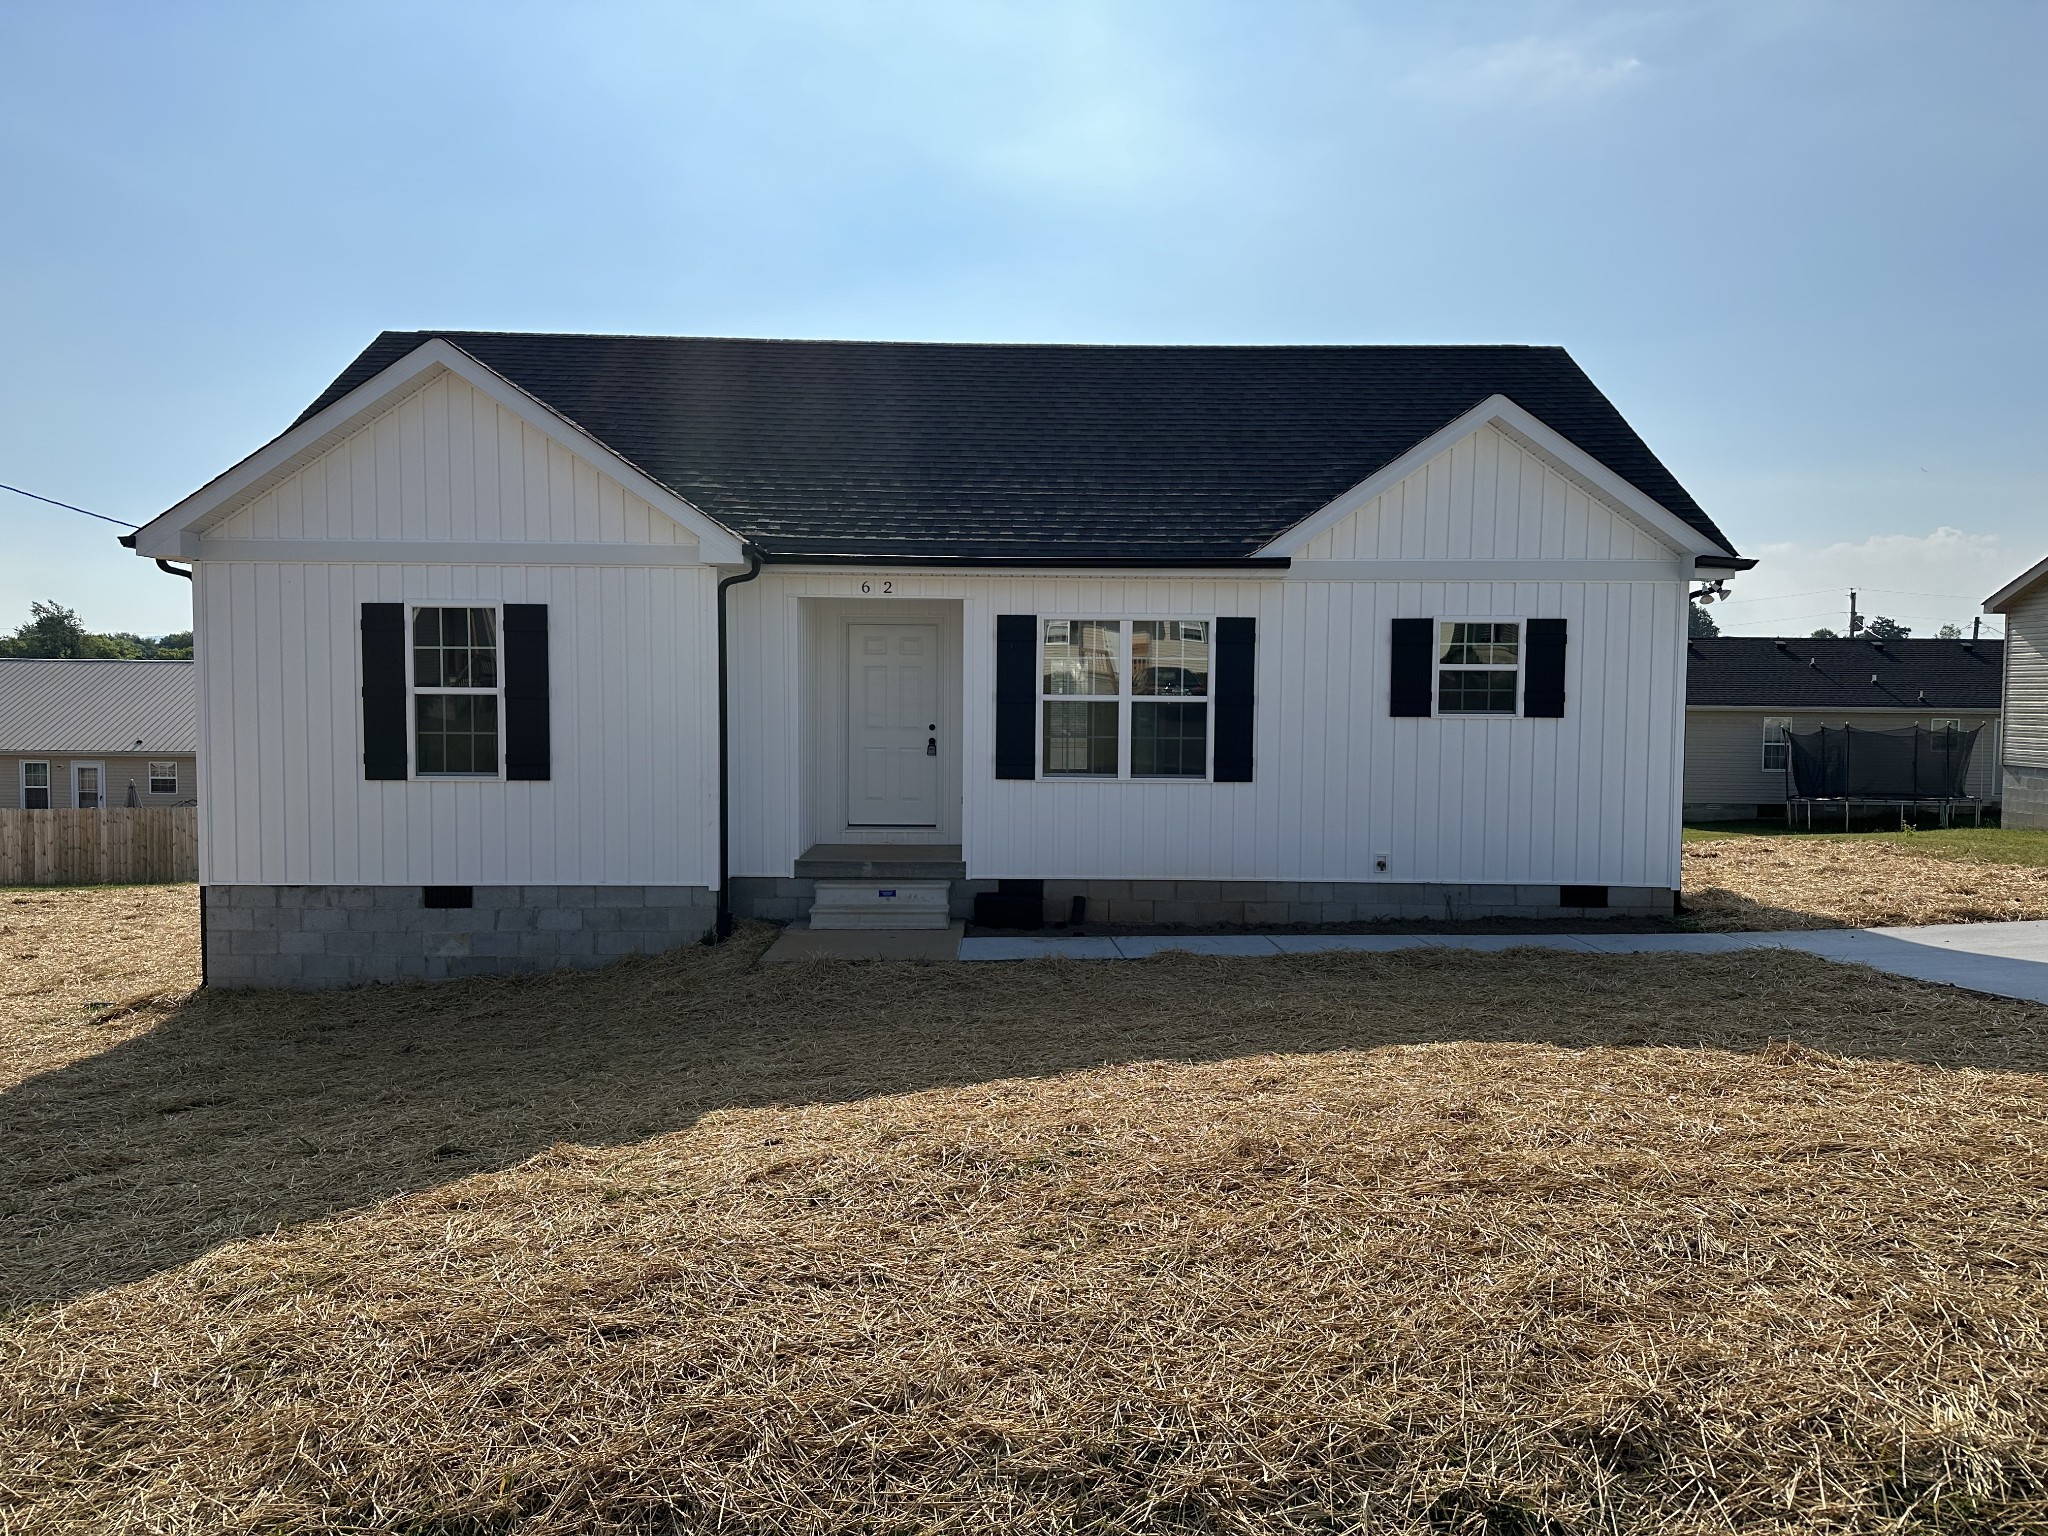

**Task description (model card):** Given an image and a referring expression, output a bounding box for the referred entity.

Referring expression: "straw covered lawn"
[5,892,2048,1533]
[1682,832,2048,930]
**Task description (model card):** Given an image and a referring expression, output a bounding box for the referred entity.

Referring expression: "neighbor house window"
[20,761,50,810]
[1930,717,1961,734]
[1042,618,1210,778]
[411,606,500,775]
[1436,621,1520,715]
[1762,717,1791,772]
[148,761,178,795]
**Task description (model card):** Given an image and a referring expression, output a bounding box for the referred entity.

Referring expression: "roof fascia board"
[1985,552,2048,612]
[1256,394,1725,561]
[1286,558,1688,582]
[753,554,1290,571]
[132,338,744,563]
[177,537,706,567]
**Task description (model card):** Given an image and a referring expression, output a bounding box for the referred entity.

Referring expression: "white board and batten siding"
[187,370,721,888]
[1295,424,1681,566]
[729,423,1692,892]
[204,373,699,550]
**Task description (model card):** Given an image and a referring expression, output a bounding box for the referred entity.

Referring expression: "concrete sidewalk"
[957,921,2048,1008]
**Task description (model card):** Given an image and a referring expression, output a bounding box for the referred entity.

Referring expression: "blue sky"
[2,0,2041,638]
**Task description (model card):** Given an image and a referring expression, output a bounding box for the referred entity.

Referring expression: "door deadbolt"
[926,736,937,756]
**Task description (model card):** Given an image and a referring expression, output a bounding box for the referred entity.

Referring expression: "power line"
[0,481,140,529]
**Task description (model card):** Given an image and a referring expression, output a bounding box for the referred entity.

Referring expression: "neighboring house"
[1683,638,2002,821]
[0,658,198,810]
[1985,556,2048,828]
[126,333,1748,988]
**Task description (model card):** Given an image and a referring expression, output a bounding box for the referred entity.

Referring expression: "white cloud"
[1712,526,2018,639]
[1406,36,1644,105]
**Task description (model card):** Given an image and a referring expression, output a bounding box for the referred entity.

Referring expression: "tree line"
[0,600,192,659]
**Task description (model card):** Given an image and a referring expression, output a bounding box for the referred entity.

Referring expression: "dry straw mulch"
[1684,835,2048,931]
[5,920,2048,1534]
[0,883,198,1089]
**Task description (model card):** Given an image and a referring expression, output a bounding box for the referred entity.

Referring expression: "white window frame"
[147,760,179,795]
[19,760,51,810]
[1929,717,1961,734]
[1761,716,1792,773]
[71,760,105,809]
[1433,617,1525,718]
[1039,617,1216,782]
[406,603,506,781]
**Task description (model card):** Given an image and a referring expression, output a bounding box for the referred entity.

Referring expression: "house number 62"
[859,580,894,594]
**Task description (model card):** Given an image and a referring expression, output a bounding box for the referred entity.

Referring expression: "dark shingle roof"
[1687,637,2003,711]
[294,333,1735,561]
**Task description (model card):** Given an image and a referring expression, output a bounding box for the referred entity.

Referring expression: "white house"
[126,333,1748,987]
[1986,556,2048,827]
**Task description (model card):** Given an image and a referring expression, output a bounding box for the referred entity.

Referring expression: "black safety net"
[1784,724,1982,801]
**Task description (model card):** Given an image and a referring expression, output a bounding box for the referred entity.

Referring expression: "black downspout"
[715,547,763,938]
[124,532,203,981]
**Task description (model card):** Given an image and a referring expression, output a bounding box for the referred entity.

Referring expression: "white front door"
[847,622,940,827]
[72,762,103,809]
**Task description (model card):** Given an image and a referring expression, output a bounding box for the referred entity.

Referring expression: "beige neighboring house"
[1986,556,2048,828]
[0,658,197,810]
[1684,637,2002,821]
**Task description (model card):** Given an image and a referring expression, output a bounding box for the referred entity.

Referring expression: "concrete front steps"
[806,878,953,931]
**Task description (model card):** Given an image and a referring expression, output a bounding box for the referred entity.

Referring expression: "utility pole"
[1848,589,1861,637]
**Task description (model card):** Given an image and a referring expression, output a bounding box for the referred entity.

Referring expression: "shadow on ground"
[5,925,2042,1312]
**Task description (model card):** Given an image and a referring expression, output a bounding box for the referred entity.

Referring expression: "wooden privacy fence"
[0,808,198,886]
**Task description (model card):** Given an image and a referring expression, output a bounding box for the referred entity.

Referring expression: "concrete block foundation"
[2005,766,2048,829]
[204,884,716,989]
[727,877,1675,928]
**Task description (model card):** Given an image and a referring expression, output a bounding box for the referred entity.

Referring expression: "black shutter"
[1389,617,1434,717]
[1524,618,1567,718]
[361,603,408,780]
[502,603,551,780]
[1212,616,1256,782]
[995,614,1037,780]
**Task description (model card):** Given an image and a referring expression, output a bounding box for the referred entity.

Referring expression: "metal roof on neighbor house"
[295,333,1738,562]
[1687,637,2003,712]
[0,659,198,754]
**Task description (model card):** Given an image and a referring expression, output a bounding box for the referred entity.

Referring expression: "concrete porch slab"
[794,843,966,879]
[761,922,965,965]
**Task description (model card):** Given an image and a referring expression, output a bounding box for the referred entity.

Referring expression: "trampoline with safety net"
[1783,723,1990,829]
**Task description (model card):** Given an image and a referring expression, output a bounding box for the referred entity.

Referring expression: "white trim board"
[179,538,707,567]
[130,338,745,564]
[1287,559,1688,583]
[1256,395,1727,562]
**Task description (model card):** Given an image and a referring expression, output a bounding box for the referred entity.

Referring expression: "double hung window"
[20,761,50,810]
[412,607,501,776]
[1436,621,1521,715]
[1762,717,1792,772]
[148,761,179,795]
[1930,717,1961,735]
[1041,619,1211,778]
